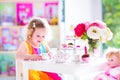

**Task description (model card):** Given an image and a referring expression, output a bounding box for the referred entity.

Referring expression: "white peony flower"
[100,28,109,43]
[87,26,101,39]
[100,28,113,43]
[106,28,113,40]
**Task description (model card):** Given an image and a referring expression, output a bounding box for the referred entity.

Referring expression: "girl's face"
[107,55,120,68]
[31,28,47,47]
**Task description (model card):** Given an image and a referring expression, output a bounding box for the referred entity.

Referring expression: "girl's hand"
[48,51,54,59]
[30,54,42,61]
[24,54,31,61]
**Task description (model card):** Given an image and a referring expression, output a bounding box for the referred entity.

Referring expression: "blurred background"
[0,0,119,80]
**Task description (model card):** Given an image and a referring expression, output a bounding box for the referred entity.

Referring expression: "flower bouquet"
[74,21,113,54]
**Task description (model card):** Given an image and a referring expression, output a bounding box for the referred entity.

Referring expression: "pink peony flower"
[89,21,106,29]
[74,23,86,37]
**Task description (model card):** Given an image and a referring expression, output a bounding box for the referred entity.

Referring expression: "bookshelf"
[0,51,16,80]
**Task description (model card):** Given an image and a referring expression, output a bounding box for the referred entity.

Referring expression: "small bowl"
[81,54,90,62]
[82,57,90,62]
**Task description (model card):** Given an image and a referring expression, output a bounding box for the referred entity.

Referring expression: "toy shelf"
[0,75,15,80]
[0,51,16,54]
[0,51,16,80]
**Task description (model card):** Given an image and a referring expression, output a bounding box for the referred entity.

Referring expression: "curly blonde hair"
[26,17,52,42]
[106,50,120,61]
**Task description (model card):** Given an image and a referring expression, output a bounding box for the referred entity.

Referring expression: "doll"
[94,50,120,80]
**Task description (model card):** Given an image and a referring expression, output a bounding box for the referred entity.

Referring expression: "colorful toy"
[94,50,120,80]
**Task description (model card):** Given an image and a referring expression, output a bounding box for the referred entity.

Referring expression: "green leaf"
[81,32,88,40]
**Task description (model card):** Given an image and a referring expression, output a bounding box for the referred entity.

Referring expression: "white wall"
[65,0,102,26]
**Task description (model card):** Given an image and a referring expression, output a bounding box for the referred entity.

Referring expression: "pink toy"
[94,50,120,80]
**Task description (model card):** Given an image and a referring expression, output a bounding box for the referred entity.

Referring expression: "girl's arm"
[16,41,28,60]
[44,43,53,58]
[16,41,42,60]
[45,44,51,53]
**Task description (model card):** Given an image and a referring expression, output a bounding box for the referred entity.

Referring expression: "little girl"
[94,49,120,80]
[16,17,62,80]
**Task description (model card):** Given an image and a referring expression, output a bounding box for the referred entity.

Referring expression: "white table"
[22,59,106,80]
